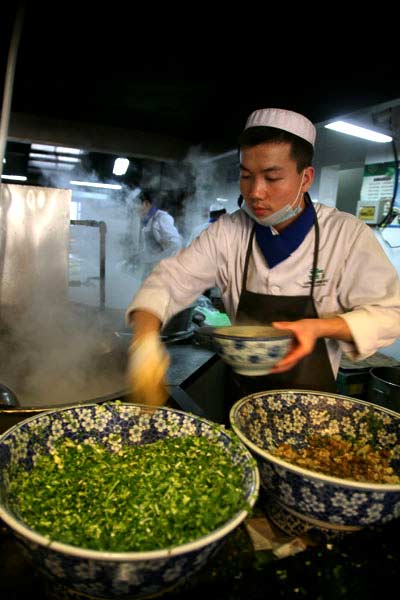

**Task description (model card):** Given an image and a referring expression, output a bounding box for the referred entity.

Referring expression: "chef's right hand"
[127,331,170,407]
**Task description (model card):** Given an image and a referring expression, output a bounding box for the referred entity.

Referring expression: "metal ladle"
[0,383,19,408]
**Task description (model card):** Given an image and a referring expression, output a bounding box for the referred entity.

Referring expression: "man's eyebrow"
[239,163,283,173]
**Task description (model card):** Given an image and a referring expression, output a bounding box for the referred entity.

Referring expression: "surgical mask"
[241,172,305,228]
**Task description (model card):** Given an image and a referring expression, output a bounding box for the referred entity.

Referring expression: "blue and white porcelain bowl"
[230,390,400,536]
[0,403,259,599]
[211,325,293,376]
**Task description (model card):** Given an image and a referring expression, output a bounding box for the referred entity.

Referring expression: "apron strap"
[309,196,319,298]
[241,224,256,293]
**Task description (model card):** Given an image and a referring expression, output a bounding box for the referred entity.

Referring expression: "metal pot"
[0,304,200,434]
[367,366,400,412]
[0,383,19,408]
[0,329,130,434]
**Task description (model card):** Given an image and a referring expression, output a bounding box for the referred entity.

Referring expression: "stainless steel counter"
[166,342,216,386]
[166,341,224,421]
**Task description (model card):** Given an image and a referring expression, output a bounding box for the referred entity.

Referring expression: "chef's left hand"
[270,316,353,373]
[269,319,320,373]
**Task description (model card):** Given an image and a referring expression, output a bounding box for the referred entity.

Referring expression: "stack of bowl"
[0,403,259,599]
[230,390,400,537]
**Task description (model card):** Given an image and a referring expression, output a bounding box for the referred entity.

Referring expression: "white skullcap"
[244,108,316,147]
[209,203,225,212]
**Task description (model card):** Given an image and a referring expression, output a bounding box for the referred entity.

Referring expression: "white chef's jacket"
[141,209,182,278]
[127,203,400,376]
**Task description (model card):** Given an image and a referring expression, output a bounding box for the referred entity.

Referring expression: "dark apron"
[229,204,337,404]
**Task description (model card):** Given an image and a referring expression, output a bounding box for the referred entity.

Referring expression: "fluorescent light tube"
[56,156,80,163]
[324,121,392,143]
[29,153,80,163]
[31,144,84,155]
[72,191,109,200]
[31,143,56,152]
[113,158,130,176]
[56,146,84,155]
[1,175,27,181]
[70,180,122,190]
[29,160,75,171]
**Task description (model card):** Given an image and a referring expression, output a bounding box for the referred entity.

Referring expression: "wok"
[0,383,18,408]
[0,329,130,434]
[0,302,201,433]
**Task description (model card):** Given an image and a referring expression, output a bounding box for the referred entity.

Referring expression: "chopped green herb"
[8,436,250,552]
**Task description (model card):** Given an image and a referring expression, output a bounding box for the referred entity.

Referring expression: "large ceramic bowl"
[211,325,293,376]
[0,403,259,599]
[230,390,400,537]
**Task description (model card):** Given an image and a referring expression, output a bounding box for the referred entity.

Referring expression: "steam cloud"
[0,147,239,408]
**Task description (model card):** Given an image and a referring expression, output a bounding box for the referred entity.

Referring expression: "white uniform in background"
[186,203,226,246]
[128,203,400,376]
[141,209,182,279]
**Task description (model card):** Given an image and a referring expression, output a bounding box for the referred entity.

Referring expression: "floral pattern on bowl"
[211,325,293,376]
[0,403,259,599]
[229,390,400,534]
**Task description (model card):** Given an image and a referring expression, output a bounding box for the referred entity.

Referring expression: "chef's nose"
[248,177,267,200]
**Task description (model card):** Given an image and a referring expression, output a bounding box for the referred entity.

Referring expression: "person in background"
[126,108,400,408]
[187,202,227,246]
[138,190,182,280]
[209,203,227,222]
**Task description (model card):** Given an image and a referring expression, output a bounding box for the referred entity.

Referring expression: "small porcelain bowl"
[230,390,400,537]
[0,402,259,599]
[211,325,293,376]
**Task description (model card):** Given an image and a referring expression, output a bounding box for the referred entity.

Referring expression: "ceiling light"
[29,152,58,160]
[56,155,80,163]
[28,160,75,171]
[113,158,130,176]
[72,191,109,200]
[30,144,57,152]
[29,152,80,163]
[70,180,122,190]
[1,175,27,181]
[56,146,84,155]
[324,121,392,143]
[30,144,84,155]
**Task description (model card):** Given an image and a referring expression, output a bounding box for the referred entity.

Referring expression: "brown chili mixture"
[273,434,400,484]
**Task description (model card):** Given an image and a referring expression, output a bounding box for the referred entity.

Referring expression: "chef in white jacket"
[187,203,227,246]
[138,190,182,279]
[127,108,400,407]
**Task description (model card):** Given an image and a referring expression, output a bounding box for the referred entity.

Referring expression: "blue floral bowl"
[211,325,293,376]
[0,403,259,599]
[230,390,400,537]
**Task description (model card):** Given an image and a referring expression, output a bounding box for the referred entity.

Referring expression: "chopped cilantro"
[8,436,250,552]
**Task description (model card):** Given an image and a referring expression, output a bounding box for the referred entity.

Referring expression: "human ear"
[302,166,315,191]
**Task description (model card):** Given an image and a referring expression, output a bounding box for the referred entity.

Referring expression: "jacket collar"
[255,201,315,268]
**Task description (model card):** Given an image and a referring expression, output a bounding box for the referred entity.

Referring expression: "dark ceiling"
[2,5,400,155]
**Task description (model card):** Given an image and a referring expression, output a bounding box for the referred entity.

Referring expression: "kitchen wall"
[335,168,364,215]
[312,106,400,362]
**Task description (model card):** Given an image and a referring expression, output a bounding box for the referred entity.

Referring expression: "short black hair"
[139,190,153,204]
[238,126,314,173]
